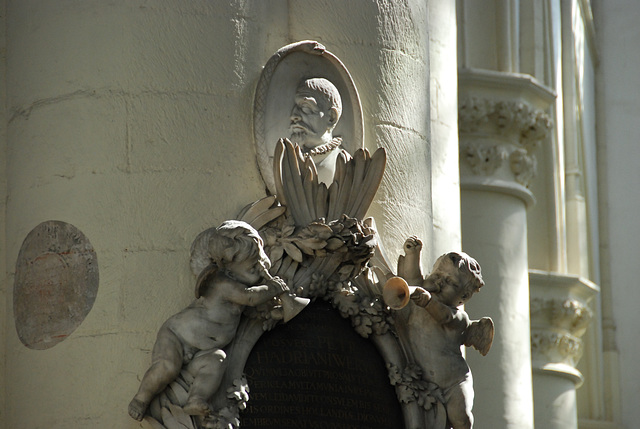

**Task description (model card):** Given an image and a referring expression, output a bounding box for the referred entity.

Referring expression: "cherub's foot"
[128,398,148,421]
[183,397,213,416]
[403,236,423,254]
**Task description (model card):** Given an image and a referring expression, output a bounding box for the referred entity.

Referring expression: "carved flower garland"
[386,363,444,412]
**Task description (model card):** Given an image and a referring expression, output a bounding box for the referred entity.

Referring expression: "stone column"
[459,68,554,429]
[529,271,598,429]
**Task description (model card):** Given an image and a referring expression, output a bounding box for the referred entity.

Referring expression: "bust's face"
[289,87,335,150]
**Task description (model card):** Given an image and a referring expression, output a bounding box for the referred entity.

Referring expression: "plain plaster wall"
[5,2,286,427]
[2,1,454,428]
[0,0,7,423]
[428,0,461,259]
[595,1,640,427]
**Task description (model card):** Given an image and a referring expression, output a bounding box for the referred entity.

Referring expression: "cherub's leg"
[183,348,227,416]
[128,331,183,421]
[445,378,474,429]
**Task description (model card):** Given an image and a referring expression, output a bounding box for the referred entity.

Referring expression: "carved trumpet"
[280,292,310,322]
[382,276,419,310]
[263,271,310,322]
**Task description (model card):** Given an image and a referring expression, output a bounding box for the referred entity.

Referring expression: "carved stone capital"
[459,97,553,149]
[529,270,599,385]
[458,68,555,198]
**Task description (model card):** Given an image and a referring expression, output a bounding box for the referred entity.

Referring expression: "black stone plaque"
[242,301,404,429]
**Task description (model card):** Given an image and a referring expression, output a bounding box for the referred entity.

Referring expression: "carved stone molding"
[529,270,599,385]
[458,68,555,194]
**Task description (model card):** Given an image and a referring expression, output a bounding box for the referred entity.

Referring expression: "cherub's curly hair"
[190,220,270,297]
[447,251,484,291]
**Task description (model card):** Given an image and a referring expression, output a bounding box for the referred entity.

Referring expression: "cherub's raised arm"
[464,317,494,356]
[397,236,424,286]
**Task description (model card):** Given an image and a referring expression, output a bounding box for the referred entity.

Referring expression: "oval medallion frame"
[253,40,364,194]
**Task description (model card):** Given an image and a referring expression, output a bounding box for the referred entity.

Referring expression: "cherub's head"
[191,220,271,297]
[424,252,484,308]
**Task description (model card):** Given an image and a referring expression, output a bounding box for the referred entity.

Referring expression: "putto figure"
[128,220,289,421]
[392,237,494,429]
[289,77,346,184]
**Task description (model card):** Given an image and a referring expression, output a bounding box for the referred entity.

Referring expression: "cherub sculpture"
[393,237,494,429]
[128,220,290,421]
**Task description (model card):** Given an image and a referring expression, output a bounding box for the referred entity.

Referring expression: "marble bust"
[253,40,364,194]
[289,77,346,184]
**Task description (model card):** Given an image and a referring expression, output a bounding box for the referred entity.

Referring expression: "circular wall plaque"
[13,221,99,350]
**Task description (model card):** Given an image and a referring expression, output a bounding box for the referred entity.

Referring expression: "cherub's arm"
[464,317,494,356]
[225,276,288,307]
[410,288,455,325]
[397,236,424,286]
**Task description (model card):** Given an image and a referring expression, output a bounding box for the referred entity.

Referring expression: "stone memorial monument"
[129,41,493,429]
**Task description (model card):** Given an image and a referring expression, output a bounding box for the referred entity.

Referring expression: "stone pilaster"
[459,68,554,429]
[529,271,599,429]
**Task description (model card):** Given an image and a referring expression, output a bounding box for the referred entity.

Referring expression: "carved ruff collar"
[304,137,342,157]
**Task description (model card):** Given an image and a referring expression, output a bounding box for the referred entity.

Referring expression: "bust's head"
[289,78,342,151]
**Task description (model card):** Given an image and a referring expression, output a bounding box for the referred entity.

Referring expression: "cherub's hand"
[403,236,423,255]
[266,276,289,294]
[410,287,431,308]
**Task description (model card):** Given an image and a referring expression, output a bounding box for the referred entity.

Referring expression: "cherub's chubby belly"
[415,348,469,389]
[164,310,239,351]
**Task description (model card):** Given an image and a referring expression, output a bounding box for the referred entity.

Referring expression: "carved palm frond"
[235,195,286,231]
[327,142,386,221]
[273,138,386,227]
[144,372,198,429]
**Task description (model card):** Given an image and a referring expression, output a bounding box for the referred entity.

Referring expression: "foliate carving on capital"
[459,97,553,148]
[530,297,593,366]
[530,297,593,333]
[531,331,583,362]
[459,97,551,187]
[462,142,507,176]
[509,148,537,186]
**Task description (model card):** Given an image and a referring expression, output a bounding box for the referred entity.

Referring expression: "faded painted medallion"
[14,221,99,349]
